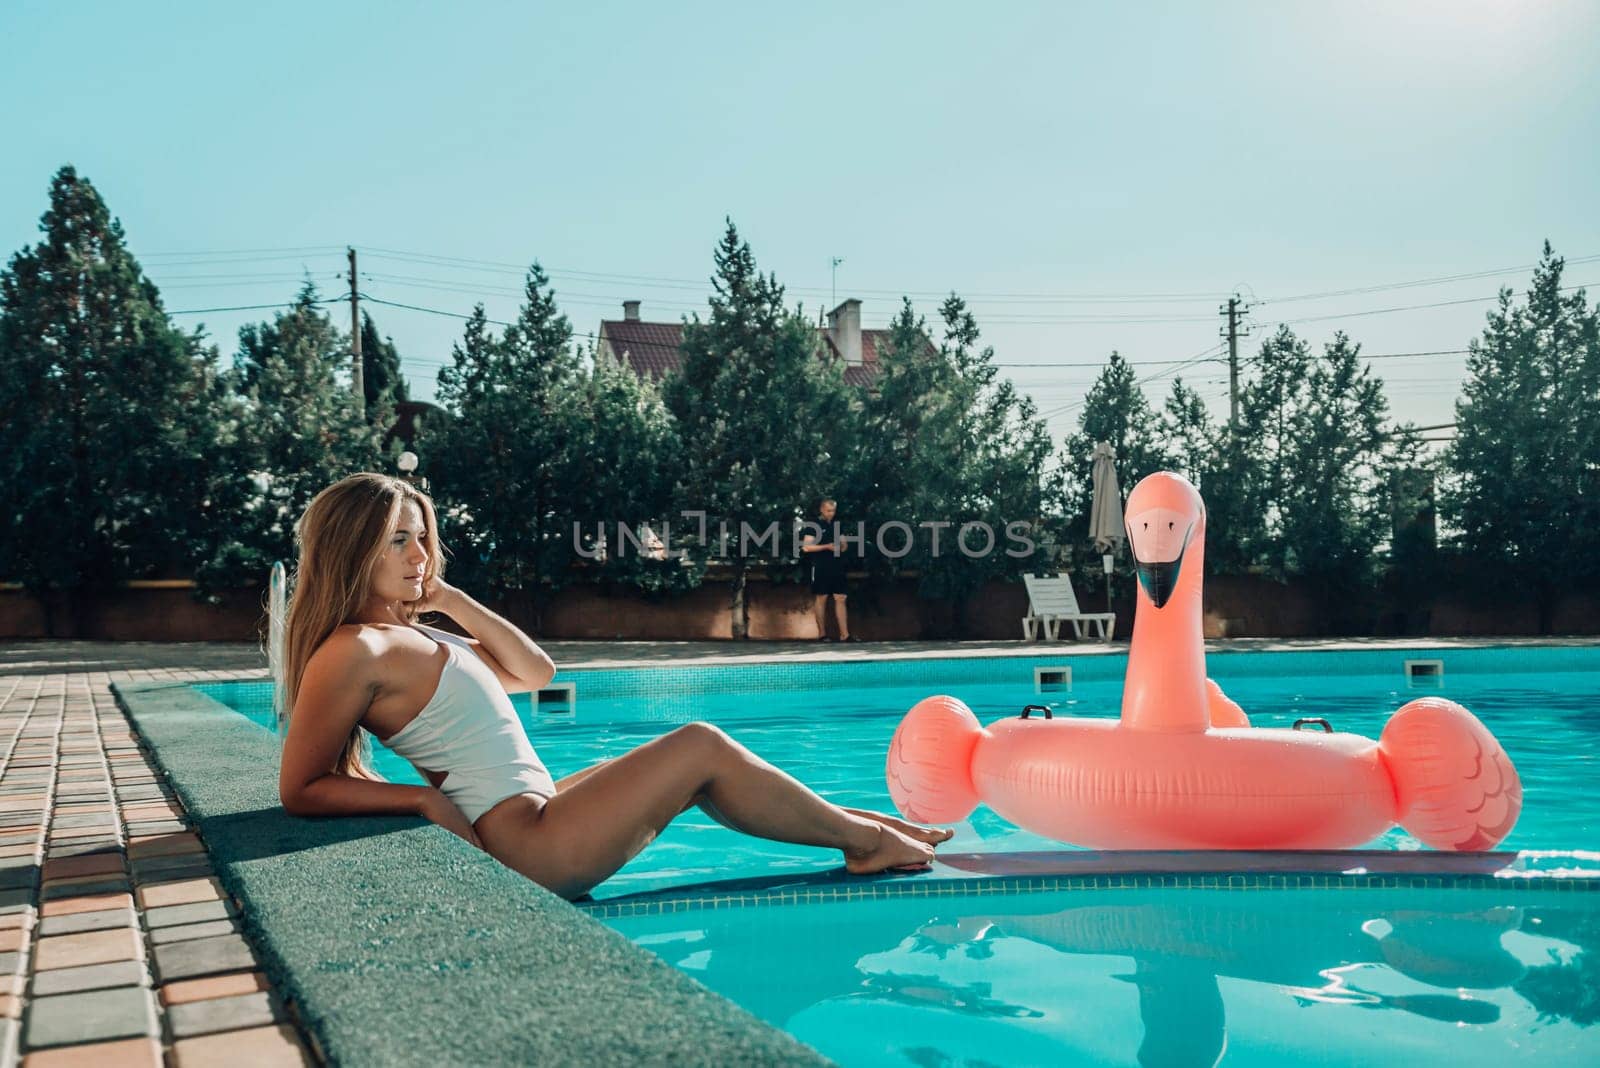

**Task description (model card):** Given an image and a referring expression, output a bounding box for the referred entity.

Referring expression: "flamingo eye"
[1142,522,1148,530]
[1168,522,1174,530]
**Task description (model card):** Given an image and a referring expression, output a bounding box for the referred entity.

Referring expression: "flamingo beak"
[1126,511,1195,609]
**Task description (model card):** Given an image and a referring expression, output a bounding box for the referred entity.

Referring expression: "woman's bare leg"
[553,757,613,792]
[556,752,953,842]
[561,754,741,830]
[479,723,939,899]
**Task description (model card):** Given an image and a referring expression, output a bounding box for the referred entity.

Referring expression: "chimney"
[827,299,862,365]
[622,300,640,321]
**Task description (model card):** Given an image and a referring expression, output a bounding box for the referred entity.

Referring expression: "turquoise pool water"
[193,646,1600,1066]
[608,885,1600,1065]
[195,646,1600,898]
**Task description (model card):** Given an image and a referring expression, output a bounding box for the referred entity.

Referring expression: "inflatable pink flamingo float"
[887,471,1522,851]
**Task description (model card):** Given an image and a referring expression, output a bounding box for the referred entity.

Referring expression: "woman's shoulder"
[313,623,417,672]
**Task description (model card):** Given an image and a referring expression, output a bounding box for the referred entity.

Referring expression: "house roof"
[598,319,904,388]
[383,399,446,449]
[596,320,688,380]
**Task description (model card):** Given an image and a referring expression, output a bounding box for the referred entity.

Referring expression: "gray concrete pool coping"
[110,678,830,1067]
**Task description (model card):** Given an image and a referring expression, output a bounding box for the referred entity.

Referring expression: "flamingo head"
[1124,471,1205,609]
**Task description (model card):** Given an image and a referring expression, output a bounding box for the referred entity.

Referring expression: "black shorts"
[811,563,848,596]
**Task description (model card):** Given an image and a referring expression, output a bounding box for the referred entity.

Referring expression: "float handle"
[1292,717,1333,733]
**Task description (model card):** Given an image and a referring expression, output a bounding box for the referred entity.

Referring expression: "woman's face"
[371,499,429,604]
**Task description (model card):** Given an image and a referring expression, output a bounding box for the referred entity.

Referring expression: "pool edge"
[112,679,831,1067]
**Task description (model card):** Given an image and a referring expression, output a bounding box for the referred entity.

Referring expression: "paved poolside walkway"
[0,653,314,1066]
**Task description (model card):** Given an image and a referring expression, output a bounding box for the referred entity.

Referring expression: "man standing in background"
[801,497,857,642]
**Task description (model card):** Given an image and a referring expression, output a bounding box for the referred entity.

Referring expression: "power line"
[993,356,1227,369]
[360,243,1600,308]
[365,292,1236,384]
[137,251,345,269]
[135,241,1600,314]
[136,246,1600,336]
[167,298,341,315]
[156,276,343,291]
[1347,348,1470,360]
[141,269,335,282]
[360,271,710,312]
[1032,343,1229,421]
[361,294,513,328]
[140,245,345,259]
[368,285,1479,405]
[358,245,1229,304]
[1257,254,1600,305]
[362,263,1224,322]
[1248,281,1597,331]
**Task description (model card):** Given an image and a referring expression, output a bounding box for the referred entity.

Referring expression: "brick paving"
[0,664,314,1067]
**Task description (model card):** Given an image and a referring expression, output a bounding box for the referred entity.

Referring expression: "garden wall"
[2,566,1596,642]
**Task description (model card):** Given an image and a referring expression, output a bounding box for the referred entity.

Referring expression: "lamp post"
[397,450,429,492]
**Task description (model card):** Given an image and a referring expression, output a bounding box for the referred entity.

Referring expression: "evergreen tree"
[1057,352,1172,537]
[851,299,963,580]
[929,297,1054,604]
[1276,332,1394,596]
[1152,380,1260,574]
[204,281,387,585]
[358,311,409,420]
[1234,326,1314,573]
[1445,244,1600,630]
[0,166,249,630]
[662,221,852,638]
[1155,378,1214,485]
[572,343,698,593]
[424,267,594,628]
[853,297,1052,612]
[420,305,498,590]
[1215,326,1415,617]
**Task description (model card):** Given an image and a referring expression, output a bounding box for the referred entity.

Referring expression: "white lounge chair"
[1022,573,1115,641]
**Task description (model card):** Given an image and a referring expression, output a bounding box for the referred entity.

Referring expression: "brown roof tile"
[598,320,687,380]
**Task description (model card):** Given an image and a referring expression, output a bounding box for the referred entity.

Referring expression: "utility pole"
[1220,294,1249,427]
[830,257,843,309]
[348,247,364,418]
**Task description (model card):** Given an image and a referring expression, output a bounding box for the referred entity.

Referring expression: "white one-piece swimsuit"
[379,624,556,824]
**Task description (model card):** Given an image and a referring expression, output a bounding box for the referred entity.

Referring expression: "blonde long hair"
[280,473,445,778]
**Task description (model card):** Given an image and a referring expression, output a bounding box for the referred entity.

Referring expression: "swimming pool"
[193,645,1599,1066]
[195,645,1600,898]
[605,884,1600,1065]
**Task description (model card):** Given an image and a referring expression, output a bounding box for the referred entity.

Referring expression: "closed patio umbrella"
[1089,442,1124,551]
[1088,442,1123,615]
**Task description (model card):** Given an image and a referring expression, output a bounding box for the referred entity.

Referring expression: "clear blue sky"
[5,1,1598,444]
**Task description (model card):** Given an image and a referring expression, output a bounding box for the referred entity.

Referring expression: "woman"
[278,473,950,901]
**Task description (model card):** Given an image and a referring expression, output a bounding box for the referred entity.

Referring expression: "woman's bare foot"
[844,823,935,874]
[844,807,955,846]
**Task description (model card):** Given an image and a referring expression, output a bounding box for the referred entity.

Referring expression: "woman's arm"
[278,634,478,844]
[420,581,555,694]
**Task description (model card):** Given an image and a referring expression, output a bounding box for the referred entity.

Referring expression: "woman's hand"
[419,788,482,849]
[412,575,461,616]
